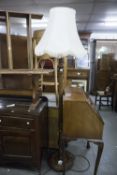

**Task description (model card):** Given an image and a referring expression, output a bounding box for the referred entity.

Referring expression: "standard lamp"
[35,6,87,171]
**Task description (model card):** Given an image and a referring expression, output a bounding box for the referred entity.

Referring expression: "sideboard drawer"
[0,116,35,130]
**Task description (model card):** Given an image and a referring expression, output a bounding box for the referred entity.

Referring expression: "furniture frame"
[62,87,104,175]
[0,10,42,70]
[95,91,113,110]
[0,10,54,103]
[0,96,48,173]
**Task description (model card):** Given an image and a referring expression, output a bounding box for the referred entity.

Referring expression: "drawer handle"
[26,121,30,125]
[0,119,2,123]
[77,72,81,75]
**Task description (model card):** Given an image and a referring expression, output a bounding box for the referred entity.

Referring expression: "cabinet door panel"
[1,133,33,159]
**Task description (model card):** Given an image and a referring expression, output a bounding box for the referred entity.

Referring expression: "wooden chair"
[95,87,113,110]
[36,56,59,106]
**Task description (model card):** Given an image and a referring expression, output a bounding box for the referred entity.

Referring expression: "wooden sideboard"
[0,96,48,171]
[67,68,90,92]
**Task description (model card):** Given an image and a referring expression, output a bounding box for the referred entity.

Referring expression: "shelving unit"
[0,10,42,70]
[0,11,56,102]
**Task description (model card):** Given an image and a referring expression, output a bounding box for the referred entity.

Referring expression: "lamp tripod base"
[48,150,74,172]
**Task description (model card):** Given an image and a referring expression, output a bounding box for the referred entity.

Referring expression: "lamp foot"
[48,150,74,172]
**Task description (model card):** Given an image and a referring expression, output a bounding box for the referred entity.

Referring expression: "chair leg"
[95,95,97,104]
[99,96,101,110]
[86,141,90,149]
[107,96,109,106]
[111,96,113,110]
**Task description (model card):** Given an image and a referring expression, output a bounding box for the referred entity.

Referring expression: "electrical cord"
[71,154,90,173]
[42,167,51,175]
[41,154,90,174]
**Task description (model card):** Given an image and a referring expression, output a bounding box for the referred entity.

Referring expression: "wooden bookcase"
[0,11,54,101]
[0,10,42,70]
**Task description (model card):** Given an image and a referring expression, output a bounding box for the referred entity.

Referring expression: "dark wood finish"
[67,68,90,91]
[48,107,58,148]
[0,96,48,170]
[88,140,104,175]
[67,68,89,80]
[94,53,117,93]
[95,70,111,91]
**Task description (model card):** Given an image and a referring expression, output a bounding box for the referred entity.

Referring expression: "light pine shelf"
[0,10,43,70]
[0,69,53,75]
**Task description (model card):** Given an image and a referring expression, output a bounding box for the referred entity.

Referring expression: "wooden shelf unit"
[0,11,55,101]
[0,69,53,75]
[0,10,42,70]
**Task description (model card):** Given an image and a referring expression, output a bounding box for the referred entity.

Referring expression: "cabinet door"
[0,131,34,161]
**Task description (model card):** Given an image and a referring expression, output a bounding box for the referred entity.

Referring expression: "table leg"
[88,140,104,175]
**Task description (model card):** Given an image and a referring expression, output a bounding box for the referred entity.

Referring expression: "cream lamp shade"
[35,7,87,58]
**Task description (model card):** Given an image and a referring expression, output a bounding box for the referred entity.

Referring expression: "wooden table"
[63,87,104,175]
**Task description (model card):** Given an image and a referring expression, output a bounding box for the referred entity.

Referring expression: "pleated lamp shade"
[35,7,87,58]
